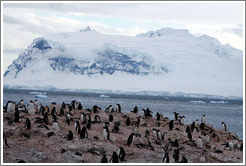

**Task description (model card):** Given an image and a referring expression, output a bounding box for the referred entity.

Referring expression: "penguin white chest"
[103,129,107,139]
[197,138,203,148]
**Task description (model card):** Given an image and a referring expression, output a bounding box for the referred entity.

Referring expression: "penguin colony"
[3,99,243,163]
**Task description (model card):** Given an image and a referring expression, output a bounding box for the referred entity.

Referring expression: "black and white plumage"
[187,131,192,141]
[14,108,20,123]
[94,115,101,123]
[222,122,227,131]
[126,133,135,146]
[6,101,16,112]
[80,126,88,139]
[67,130,73,140]
[152,128,158,140]
[103,125,111,141]
[131,106,138,113]
[75,120,81,134]
[173,112,179,121]
[25,117,31,130]
[180,156,188,163]
[109,151,119,163]
[169,120,174,130]
[80,112,86,124]
[163,152,169,163]
[126,117,131,126]
[173,148,180,162]
[27,100,36,114]
[116,104,121,113]
[109,114,114,122]
[164,143,172,153]
[101,152,108,163]
[201,115,206,123]
[196,136,203,148]
[105,105,113,113]
[112,122,120,133]
[118,146,126,161]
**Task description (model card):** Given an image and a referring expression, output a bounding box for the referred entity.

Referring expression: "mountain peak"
[79,26,92,32]
[136,27,192,38]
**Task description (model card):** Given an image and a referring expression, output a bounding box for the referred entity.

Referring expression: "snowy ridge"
[3,27,243,97]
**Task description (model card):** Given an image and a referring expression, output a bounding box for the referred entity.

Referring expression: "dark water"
[3,89,244,140]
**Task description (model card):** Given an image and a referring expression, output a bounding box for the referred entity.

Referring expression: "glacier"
[3,27,243,98]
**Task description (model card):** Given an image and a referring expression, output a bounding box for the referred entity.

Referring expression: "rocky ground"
[3,102,243,163]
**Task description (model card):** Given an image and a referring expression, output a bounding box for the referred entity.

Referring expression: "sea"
[3,88,244,140]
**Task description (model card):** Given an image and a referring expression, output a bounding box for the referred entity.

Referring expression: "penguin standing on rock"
[163,152,169,163]
[222,122,227,131]
[80,126,88,139]
[67,130,73,140]
[118,146,126,161]
[14,108,20,123]
[101,151,108,163]
[126,133,135,146]
[109,114,114,122]
[126,117,131,126]
[25,117,31,130]
[196,136,203,148]
[103,124,112,141]
[109,151,119,163]
[75,120,81,134]
[169,120,174,130]
[116,104,121,113]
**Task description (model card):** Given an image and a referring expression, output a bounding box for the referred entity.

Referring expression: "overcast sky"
[2,1,245,72]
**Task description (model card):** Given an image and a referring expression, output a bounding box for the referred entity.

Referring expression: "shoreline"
[3,101,243,163]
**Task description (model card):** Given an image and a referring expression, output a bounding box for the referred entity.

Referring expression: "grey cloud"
[3,15,21,25]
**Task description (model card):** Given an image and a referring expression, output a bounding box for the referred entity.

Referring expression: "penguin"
[145,108,153,118]
[195,119,199,128]
[169,120,174,130]
[17,99,24,106]
[109,114,114,122]
[80,126,88,139]
[92,105,101,113]
[205,134,210,144]
[173,139,179,147]
[103,125,111,141]
[25,117,31,130]
[116,104,121,113]
[173,112,179,121]
[6,101,16,112]
[173,148,180,162]
[14,108,20,123]
[157,129,162,140]
[94,115,101,123]
[187,131,192,141]
[86,119,91,130]
[126,133,135,146]
[75,120,81,134]
[152,128,158,140]
[105,105,113,113]
[201,115,206,123]
[80,112,86,124]
[27,100,36,114]
[200,123,205,131]
[155,112,161,120]
[126,116,131,126]
[200,151,206,162]
[162,132,167,141]
[65,114,71,126]
[145,129,150,138]
[180,156,188,163]
[196,136,203,148]
[155,121,160,127]
[109,151,119,163]
[34,99,38,110]
[48,114,54,125]
[180,116,185,125]
[52,120,60,130]
[3,133,10,148]
[77,102,83,110]
[162,152,169,163]
[131,106,138,113]
[118,146,126,161]
[112,122,120,133]
[101,151,108,163]
[67,130,73,140]
[222,122,227,131]
[71,100,76,110]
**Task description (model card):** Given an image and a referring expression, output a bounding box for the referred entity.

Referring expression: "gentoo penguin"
[67,130,73,140]
[126,117,131,126]
[14,108,20,123]
[126,133,135,146]
[195,119,199,128]
[80,126,88,139]
[157,129,162,140]
[3,133,10,147]
[27,100,35,114]
[187,131,192,141]
[200,151,206,162]
[101,151,108,163]
[25,117,31,130]
[116,104,121,113]
[201,115,206,123]
[77,102,83,110]
[75,120,81,134]
[162,152,169,163]
[105,105,113,113]
[196,136,203,148]
[180,156,188,163]
[80,112,86,124]
[109,151,119,163]
[222,122,227,131]
[173,112,179,121]
[155,112,161,121]
[169,120,174,130]
[131,106,138,113]
[152,128,158,140]
[118,146,126,161]
[109,114,114,122]
[94,115,101,123]
[52,120,60,130]
[103,125,111,141]
[173,148,180,162]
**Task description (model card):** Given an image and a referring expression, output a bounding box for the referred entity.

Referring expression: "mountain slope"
[3,27,243,97]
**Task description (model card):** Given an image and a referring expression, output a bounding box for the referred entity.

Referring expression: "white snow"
[3,28,243,98]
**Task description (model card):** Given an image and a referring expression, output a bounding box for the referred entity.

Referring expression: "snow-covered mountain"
[3,27,243,98]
